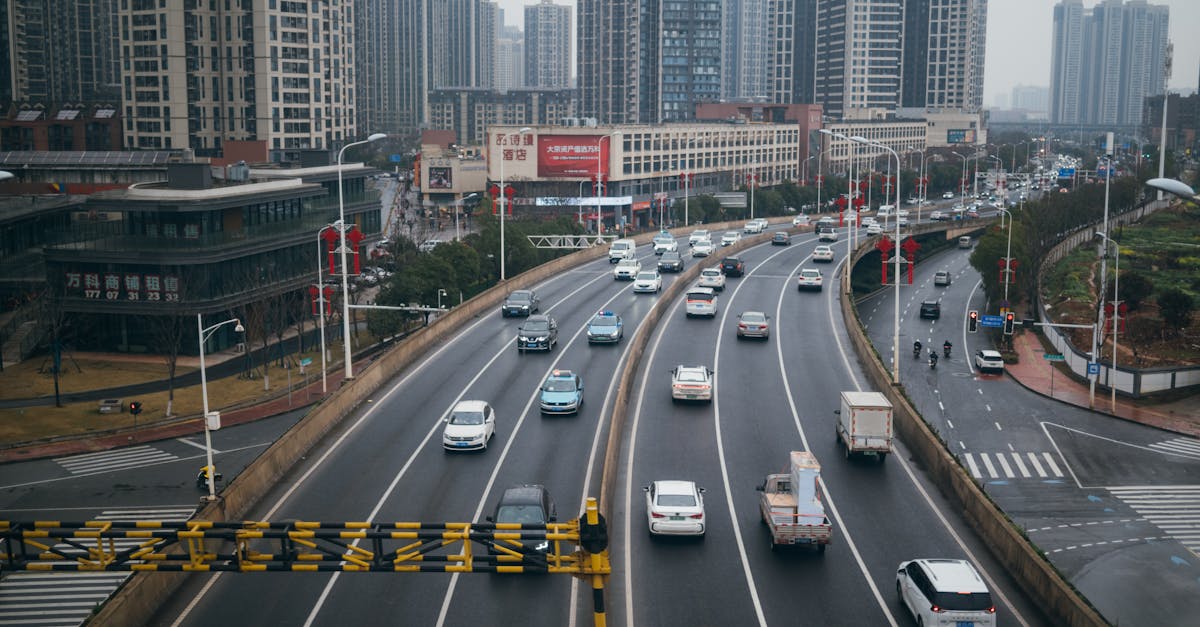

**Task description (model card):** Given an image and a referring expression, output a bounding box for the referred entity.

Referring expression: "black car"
[486,484,557,555]
[919,300,941,319]
[658,250,685,273]
[720,256,746,277]
[501,289,539,317]
[771,231,791,246]
[517,314,558,352]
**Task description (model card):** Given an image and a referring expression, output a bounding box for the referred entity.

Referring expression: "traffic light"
[968,310,979,333]
[129,401,143,416]
[1003,312,1015,335]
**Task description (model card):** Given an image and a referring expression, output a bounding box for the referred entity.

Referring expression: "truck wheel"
[769,538,777,552]
[844,444,851,460]
[817,543,827,554]
[877,452,888,464]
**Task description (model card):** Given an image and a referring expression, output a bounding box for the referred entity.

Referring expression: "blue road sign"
[1087,362,1101,375]
[980,314,1004,328]
[389,154,402,163]
[1058,168,1076,178]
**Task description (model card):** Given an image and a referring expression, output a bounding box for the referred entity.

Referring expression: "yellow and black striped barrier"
[1,498,611,623]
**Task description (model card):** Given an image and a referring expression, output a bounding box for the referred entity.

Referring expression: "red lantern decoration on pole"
[320,227,339,275]
[346,225,365,275]
[876,235,894,285]
[901,237,920,285]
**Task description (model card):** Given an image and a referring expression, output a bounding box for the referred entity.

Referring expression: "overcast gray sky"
[495,0,1199,105]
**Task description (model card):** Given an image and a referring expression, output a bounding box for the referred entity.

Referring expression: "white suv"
[896,559,996,626]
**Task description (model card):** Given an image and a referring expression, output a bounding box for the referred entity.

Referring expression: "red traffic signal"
[1003,312,1016,335]
[129,401,143,415]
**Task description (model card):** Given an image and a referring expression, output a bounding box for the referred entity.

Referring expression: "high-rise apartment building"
[723,0,770,102]
[1051,0,1169,127]
[578,0,720,124]
[901,0,988,113]
[496,25,525,92]
[119,1,356,158]
[814,0,904,119]
[525,0,571,89]
[2,0,120,105]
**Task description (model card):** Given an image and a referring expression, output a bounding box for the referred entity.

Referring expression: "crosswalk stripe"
[996,454,1014,478]
[1149,437,1200,459]
[1010,453,1031,478]
[981,454,998,478]
[1041,452,1064,477]
[1107,487,1200,554]
[1026,453,1047,477]
[0,508,195,627]
[964,453,981,478]
[54,446,179,475]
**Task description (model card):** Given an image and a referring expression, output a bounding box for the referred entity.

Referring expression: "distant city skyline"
[496,0,1198,108]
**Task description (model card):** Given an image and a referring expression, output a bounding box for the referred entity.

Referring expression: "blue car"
[586,310,623,344]
[540,370,583,414]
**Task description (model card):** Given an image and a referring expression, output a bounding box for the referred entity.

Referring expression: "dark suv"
[658,250,685,273]
[501,290,539,317]
[486,484,557,555]
[517,315,558,352]
[919,300,941,319]
[720,256,746,277]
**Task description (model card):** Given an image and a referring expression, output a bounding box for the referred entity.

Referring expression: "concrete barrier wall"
[91,218,776,626]
[839,260,1106,626]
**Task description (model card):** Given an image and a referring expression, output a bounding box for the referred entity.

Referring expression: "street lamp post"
[996,208,1014,306]
[337,132,387,381]
[854,137,902,385]
[1094,233,1122,412]
[196,314,244,501]
[437,288,447,310]
[455,193,478,240]
[594,131,621,234]
[747,172,758,220]
[680,172,694,227]
[951,151,968,202]
[1090,147,1114,408]
[498,126,534,282]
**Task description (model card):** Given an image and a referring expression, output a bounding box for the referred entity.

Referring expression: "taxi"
[586,310,624,344]
[539,370,584,415]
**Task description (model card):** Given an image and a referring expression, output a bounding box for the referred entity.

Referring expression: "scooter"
[943,344,952,358]
[196,466,223,491]
[913,343,922,359]
[929,351,938,369]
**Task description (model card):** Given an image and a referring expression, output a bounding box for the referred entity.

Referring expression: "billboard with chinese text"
[537,135,605,178]
[946,129,977,144]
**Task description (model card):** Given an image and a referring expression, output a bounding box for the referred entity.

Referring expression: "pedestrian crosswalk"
[1108,486,1200,556]
[1148,436,1200,461]
[962,452,1066,480]
[0,507,194,627]
[53,445,178,475]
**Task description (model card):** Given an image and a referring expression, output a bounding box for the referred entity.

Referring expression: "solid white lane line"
[174,264,614,627]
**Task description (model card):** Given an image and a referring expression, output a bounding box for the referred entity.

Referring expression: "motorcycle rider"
[929,349,938,368]
[913,340,922,358]
[943,340,953,357]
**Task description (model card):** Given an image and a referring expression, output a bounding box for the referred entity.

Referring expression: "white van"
[958,236,972,249]
[876,205,894,218]
[608,238,636,263]
[685,287,718,318]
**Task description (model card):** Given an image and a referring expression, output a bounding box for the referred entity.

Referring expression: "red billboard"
[538,135,606,178]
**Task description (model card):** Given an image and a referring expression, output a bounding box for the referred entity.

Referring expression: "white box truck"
[756,451,832,552]
[835,391,893,462]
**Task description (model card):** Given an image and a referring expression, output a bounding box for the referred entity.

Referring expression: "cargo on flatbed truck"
[834,391,893,462]
[756,451,832,552]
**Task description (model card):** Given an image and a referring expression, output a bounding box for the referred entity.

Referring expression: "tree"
[1157,288,1194,333]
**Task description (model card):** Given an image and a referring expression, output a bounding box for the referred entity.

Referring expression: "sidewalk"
[0,375,345,464]
[1007,331,1200,438]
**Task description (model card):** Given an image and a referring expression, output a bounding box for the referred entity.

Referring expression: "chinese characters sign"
[536,135,605,178]
[66,271,179,302]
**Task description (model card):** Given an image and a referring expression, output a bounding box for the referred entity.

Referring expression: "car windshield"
[590,315,617,326]
[654,235,673,244]
[677,369,707,382]
[508,292,531,303]
[495,504,546,525]
[523,320,550,332]
[657,494,697,507]
[449,410,485,425]
[662,252,680,260]
[686,292,714,302]
[636,272,657,280]
[544,379,576,392]
[741,312,766,323]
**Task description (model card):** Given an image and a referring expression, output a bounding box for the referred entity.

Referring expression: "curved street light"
[853,136,902,385]
[337,132,388,381]
[197,315,245,501]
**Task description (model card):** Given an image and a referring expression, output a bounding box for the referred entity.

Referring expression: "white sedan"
[697,267,726,291]
[975,349,1005,373]
[792,214,811,226]
[613,258,641,280]
[644,480,706,537]
[797,268,823,291]
[866,224,883,236]
[632,270,662,294]
[441,400,496,451]
[692,238,715,257]
[720,231,741,246]
[688,229,710,246]
[812,245,835,263]
[671,365,713,403]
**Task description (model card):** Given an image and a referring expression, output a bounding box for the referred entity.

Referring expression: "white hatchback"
[442,401,496,451]
[644,480,706,537]
[684,287,718,318]
[697,268,726,291]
